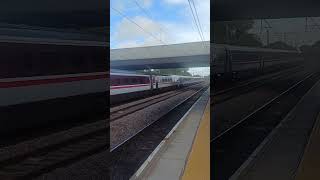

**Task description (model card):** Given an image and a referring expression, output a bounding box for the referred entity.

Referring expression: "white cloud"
[140,0,153,8]
[111,0,153,14]
[116,41,140,48]
[114,16,162,41]
[195,0,210,40]
[188,67,210,76]
[112,1,126,12]
[111,0,210,48]
[163,0,187,5]
[180,0,210,40]
[113,16,203,47]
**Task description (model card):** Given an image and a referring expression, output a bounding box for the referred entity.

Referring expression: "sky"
[249,17,320,47]
[110,0,210,76]
[110,0,209,48]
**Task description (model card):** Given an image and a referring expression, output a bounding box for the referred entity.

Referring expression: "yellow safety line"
[181,100,210,180]
[295,112,320,180]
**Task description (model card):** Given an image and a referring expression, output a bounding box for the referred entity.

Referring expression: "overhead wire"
[133,0,205,59]
[132,0,172,44]
[187,0,209,74]
[111,5,164,69]
[131,0,177,71]
[112,1,209,73]
[309,17,320,31]
[190,0,205,41]
[187,0,208,54]
[111,6,167,45]
[187,0,204,42]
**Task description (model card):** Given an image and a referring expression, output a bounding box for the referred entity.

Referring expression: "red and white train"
[0,30,108,133]
[110,70,204,95]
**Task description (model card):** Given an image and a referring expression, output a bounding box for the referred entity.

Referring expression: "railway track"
[110,83,209,151]
[110,82,205,122]
[109,84,209,179]
[0,82,208,179]
[212,66,303,104]
[0,119,108,180]
[211,71,320,180]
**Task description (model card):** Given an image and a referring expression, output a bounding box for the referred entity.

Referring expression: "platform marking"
[294,112,320,180]
[181,100,210,180]
[130,89,209,179]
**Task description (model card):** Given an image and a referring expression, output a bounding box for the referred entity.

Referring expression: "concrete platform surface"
[130,89,210,180]
[231,80,320,180]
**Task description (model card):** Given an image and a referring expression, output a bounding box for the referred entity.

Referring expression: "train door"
[150,75,156,90]
[156,80,159,89]
[225,47,233,79]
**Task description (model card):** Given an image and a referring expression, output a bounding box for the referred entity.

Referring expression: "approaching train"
[211,44,302,78]
[110,70,203,95]
[0,25,107,133]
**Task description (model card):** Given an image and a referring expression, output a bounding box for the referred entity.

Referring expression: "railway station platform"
[230,79,320,180]
[130,89,210,180]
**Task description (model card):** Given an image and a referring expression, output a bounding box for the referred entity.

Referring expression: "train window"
[0,43,107,78]
[146,77,149,83]
[111,77,120,86]
[132,78,137,84]
[139,77,145,84]
[123,78,129,85]
[111,79,115,86]
[23,53,33,72]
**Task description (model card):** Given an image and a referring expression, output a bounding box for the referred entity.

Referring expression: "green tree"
[299,44,312,53]
[299,41,320,62]
[299,40,320,54]
[213,20,262,47]
[266,41,296,50]
[312,40,320,48]
[137,68,192,76]
[156,68,192,76]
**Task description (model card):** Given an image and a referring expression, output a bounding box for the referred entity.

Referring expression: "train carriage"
[110,73,151,95]
[110,70,204,96]
[212,44,302,79]
[0,27,108,134]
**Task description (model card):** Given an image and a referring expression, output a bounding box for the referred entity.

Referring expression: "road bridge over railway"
[110,41,210,70]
